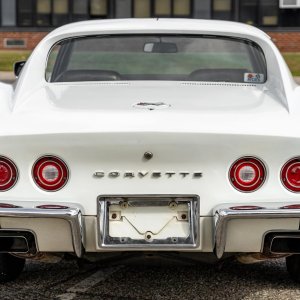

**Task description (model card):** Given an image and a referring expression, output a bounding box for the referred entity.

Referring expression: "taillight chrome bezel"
[32,155,69,192]
[0,156,19,192]
[281,157,300,193]
[229,156,266,193]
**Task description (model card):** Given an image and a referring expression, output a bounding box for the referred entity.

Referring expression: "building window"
[154,0,171,16]
[280,9,300,27]
[72,0,89,21]
[53,0,69,26]
[133,0,151,18]
[260,0,278,26]
[36,0,51,26]
[212,0,234,20]
[15,0,109,27]
[239,0,258,25]
[239,0,279,26]
[133,0,192,18]
[173,0,191,16]
[90,0,108,18]
[4,38,26,48]
[1,0,17,26]
[17,0,34,26]
[154,0,191,17]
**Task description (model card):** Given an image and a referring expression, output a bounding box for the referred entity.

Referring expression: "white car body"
[1,19,300,274]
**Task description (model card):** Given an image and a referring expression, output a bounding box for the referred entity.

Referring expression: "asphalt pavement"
[0,256,299,300]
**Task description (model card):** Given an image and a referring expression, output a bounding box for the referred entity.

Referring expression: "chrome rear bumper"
[0,206,84,257]
[214,204,300,259]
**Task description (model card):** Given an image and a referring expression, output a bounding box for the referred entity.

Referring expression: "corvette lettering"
[93,171,203,179]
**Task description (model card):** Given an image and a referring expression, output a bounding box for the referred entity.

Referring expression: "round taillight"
[33,156,69,191]
[281,158,300,193]
[0,156,18,191]
[229,157,266,192]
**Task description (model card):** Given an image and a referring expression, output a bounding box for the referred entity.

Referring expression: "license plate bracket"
[98,195,199,249]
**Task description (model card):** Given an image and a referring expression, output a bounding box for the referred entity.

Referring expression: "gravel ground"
[0,256,299,300]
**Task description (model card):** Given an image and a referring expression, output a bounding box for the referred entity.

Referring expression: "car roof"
[46,18,270,41]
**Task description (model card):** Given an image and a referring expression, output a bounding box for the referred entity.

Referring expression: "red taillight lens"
[281,204,300,209]
[0,203,20,208]
[33,156,69,191]
[281,158,300,193]
[230,205,264,210]
[36,204,69,209]
[0,157,18,191]
[229,157,266,192]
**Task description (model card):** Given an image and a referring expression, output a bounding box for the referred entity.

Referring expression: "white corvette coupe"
[1,18,300,282]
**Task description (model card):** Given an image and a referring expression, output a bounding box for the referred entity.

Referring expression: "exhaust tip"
[264,232,300,255]
[0,230,37,254]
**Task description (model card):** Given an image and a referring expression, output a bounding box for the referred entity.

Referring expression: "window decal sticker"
[244,73,265,83]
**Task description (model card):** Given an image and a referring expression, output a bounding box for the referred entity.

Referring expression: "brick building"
[0,0,300,52]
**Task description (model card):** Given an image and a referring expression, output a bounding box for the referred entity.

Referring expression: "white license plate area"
[98,196,199,249]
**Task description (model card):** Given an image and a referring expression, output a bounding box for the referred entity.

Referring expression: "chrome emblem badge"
[93,171,202,179]
[133,102,171,111]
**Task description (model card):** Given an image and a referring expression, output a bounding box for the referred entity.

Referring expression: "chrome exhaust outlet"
[0,230,37,255]
[263,232,300,255]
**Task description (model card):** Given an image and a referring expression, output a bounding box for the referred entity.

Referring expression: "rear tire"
[286,255,300,283]
[0,253,25,283]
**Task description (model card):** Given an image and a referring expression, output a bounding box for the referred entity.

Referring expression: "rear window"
[46,35,267,83]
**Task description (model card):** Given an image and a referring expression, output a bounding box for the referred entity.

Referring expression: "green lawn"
[282,53,300,77]
[1,50,300,77]
[0,51,31,72]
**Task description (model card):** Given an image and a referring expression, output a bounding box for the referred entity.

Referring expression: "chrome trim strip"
[214,205,300,259]
[97,195,199,250]
[0,207,84,257]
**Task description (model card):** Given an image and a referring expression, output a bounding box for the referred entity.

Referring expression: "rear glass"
[47,35,267,83]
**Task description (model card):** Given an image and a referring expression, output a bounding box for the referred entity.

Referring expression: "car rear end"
[1,19,300,282]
